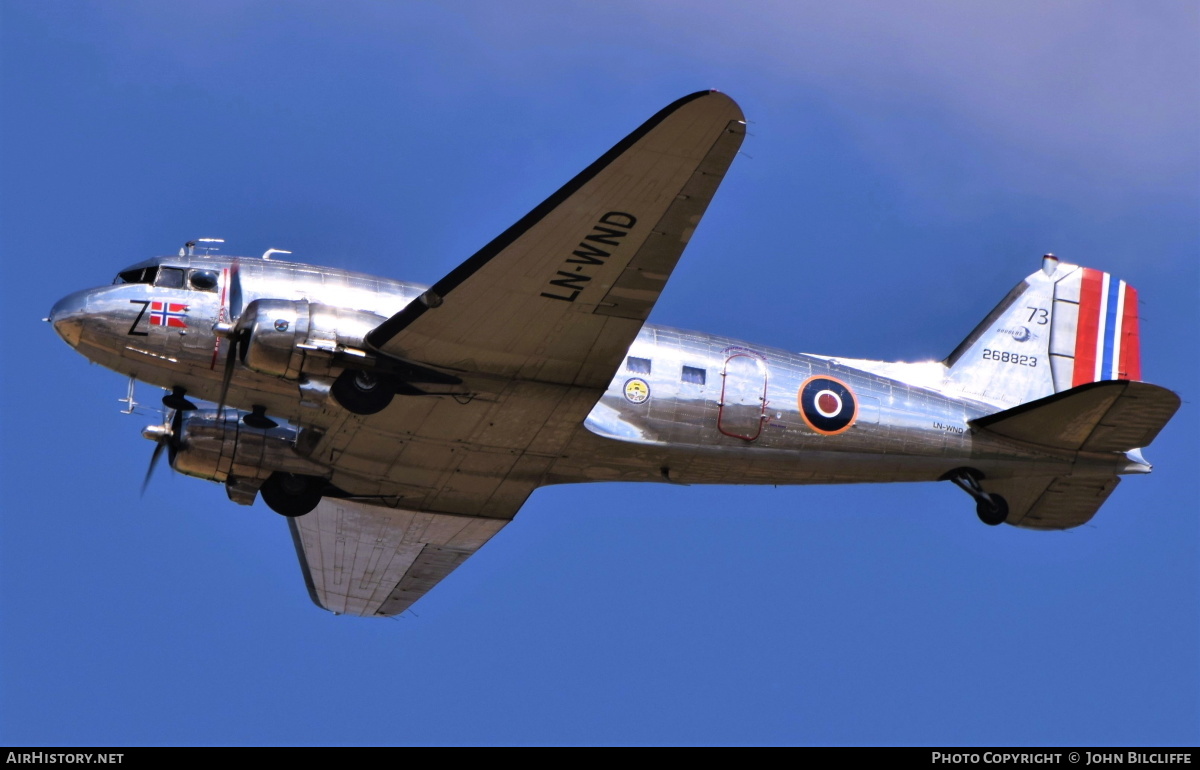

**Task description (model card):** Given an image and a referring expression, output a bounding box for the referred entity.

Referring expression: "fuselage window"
[626,356,652,375]
[682,366,706,385]
[114,267,158,285]
[155,267,186,289]
[189,270,219,292]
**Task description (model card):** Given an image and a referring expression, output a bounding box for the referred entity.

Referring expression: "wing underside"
[289,498,509,617]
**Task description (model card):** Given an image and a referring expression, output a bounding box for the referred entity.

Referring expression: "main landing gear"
[945,468,1009,526]
[259,472,324,517]
[157,386,321,517]
[331,369,395,415]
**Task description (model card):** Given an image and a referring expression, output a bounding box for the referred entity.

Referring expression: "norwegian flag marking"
[150,300,188,328]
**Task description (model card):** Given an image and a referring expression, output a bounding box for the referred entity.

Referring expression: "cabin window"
[114,267,158,285]
[626,356,651,375]
[681,366,706,385]
[189,270,219,292]
[155,267,186,289]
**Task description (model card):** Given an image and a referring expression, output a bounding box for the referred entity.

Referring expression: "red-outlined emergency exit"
[718,352,768,441]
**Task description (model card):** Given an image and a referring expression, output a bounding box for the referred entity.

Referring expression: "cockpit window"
[114,266,158,285]
[155,267,186,289]
[189,270,219,292]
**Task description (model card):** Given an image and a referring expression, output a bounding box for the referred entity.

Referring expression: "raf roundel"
[798,376,858,435]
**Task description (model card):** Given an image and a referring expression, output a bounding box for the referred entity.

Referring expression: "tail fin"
[942,255,1142,409]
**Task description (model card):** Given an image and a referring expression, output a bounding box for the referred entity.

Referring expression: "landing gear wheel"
[332,369,395,415]
[975,495,1009,526]
[260,472,323,517]
[944,468,1011,527]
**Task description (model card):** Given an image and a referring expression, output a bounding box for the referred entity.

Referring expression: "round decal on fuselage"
[624,377,650,404]
[798,375,857,435]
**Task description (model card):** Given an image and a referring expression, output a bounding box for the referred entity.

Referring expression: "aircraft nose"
[48,290,91,348]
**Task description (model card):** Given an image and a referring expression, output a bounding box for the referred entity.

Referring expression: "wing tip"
[367,89,746,349]
[676,89,744,121]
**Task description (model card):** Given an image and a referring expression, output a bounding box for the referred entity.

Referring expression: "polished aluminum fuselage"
[51,255,1128,497]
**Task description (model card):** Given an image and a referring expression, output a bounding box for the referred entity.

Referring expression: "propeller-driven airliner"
[48,91,1180,617]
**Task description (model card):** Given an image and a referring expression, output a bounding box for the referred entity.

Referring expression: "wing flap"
[366,90,746,388]
[971,380,1180,453]
[289,498,509,617]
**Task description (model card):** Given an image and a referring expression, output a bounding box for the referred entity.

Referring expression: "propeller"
[228,259,243,320]
[141,407,184,495]
[214,260,248,416]
[215,323,249,416]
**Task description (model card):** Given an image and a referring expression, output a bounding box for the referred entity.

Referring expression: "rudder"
[1050,263,1141,389]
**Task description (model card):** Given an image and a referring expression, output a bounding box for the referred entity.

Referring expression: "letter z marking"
[127,300,150,336]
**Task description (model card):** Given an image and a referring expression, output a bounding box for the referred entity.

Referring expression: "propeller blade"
[169,408,184,464]
[140,409,182,496]
[215,332,241,416]
[141,441,166,497]
[228,260,243,320]
[214,278,251,416]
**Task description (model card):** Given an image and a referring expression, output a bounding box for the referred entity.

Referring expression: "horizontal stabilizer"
[971,380,1180,453]
[983,474,1120,530]
[289,498,509,617]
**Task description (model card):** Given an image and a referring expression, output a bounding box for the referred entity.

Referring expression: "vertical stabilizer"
[942,257,1142,409]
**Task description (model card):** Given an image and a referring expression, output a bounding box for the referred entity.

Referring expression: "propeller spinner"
[140,408,184,495]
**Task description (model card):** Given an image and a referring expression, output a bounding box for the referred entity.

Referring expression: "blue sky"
[2,1,1196,747]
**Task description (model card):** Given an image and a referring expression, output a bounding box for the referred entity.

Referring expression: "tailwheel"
[944,467,1009,527]
[331,369,395,415]
[260,472,323,517]
[975,495,1009,526]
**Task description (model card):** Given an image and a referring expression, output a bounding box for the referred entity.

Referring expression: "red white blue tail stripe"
[1072,269,1140,385]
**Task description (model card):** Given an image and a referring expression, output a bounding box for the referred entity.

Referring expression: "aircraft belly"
[79,340,329,427]
[312,378,605,517]
[549,427,1088,488]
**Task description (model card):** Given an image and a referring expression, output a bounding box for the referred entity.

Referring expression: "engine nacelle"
[171,409,330,485]
[239,299,386,380]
